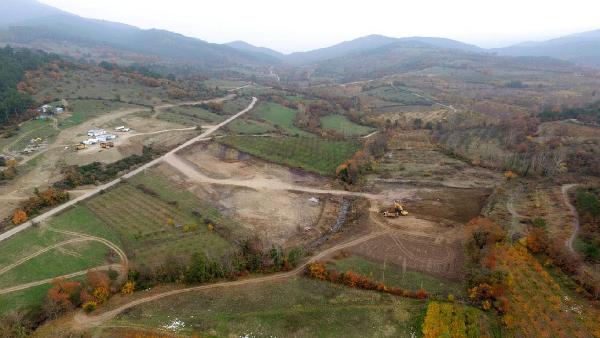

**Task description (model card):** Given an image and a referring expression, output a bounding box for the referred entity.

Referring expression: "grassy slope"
[58,100,139,129]
[159,106,225,126]
[108,277,426,337]
[0,119,60,152]
[320,114,375,136]
[218,136,360,176]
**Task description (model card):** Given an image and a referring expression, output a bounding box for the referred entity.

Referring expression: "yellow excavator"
[382,200,409,217]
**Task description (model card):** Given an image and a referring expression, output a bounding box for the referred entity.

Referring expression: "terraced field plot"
[217,136,360,176]
[85,182,233,266]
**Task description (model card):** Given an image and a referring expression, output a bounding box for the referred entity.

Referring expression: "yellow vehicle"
[100,142,114,149]
[382,200,409,217]
[75,144,86,151]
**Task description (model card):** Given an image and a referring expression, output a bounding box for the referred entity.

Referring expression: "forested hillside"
[0,46,57,126]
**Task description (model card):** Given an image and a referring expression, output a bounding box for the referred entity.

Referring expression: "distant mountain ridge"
[494,29,600,67]
[1,0,599,70]
[225,41,284,59]
[224,35,483,65]
[0,0,279,69]
[0,0,64,26]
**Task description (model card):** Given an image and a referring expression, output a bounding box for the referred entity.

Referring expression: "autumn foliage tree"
[44,278,82,318]
[11,209,28,225]
[305,262,427,300]
[336,150,372,184]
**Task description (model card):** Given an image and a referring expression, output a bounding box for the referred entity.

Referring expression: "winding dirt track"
[72,229,389,328]
[562,184,580,253]
[0,228,129,295]
[0,264,122,295]
[49,228,129,270]
[0,238,89,276]
[164,154,385,200]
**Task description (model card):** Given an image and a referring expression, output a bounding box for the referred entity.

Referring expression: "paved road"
[0,97,258,243]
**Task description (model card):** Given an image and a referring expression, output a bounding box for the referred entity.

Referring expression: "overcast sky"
[39,0,600,53]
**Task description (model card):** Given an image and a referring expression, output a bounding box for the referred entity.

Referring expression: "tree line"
[0,46,59,127]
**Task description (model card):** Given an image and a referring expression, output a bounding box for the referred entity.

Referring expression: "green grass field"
[0,208,117,314]
[327,255,465,298]
[0,119,60,152]
[0,283,52,315]
[58,100,139,129]
[227,119,275,134]
[320,115,375,137]
[107,277,427,337]
[0,228,68,268]
[218,136,360,176]
[251,102,314,137]
[158,106,225,126]
[0,241,109,288]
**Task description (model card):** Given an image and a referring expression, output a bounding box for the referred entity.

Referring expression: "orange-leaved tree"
[12,209,28,225]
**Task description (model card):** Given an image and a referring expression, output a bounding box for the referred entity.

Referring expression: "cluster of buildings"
[80,126,131,147]
[37,104,64,120]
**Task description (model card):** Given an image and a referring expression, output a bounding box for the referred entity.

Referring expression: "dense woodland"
[0,46,58,126]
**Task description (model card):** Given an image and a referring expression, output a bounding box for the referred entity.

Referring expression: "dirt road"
[0,264,121,295]
[562,184,580,253]
[164,153,384,200]
[0,238,89,276]
[72,229,389,328]
[0,98,257,243]
[0,227,128,295]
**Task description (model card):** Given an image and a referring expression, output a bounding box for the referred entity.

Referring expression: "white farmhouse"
[87,129,107,137]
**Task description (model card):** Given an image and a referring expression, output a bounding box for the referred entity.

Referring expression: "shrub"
[82,301,97,313]
[12,209,28,225]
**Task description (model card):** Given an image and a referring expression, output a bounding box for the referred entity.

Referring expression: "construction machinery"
[381,200,409,217]
[75,144,86,151]
[100,141,114,149]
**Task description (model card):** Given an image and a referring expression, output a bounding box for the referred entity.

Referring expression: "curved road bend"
[0,97,258,243]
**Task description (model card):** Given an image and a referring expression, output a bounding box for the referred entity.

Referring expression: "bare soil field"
[347,231,464,279]
[179,142,331,189]
[153,162,341,248]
